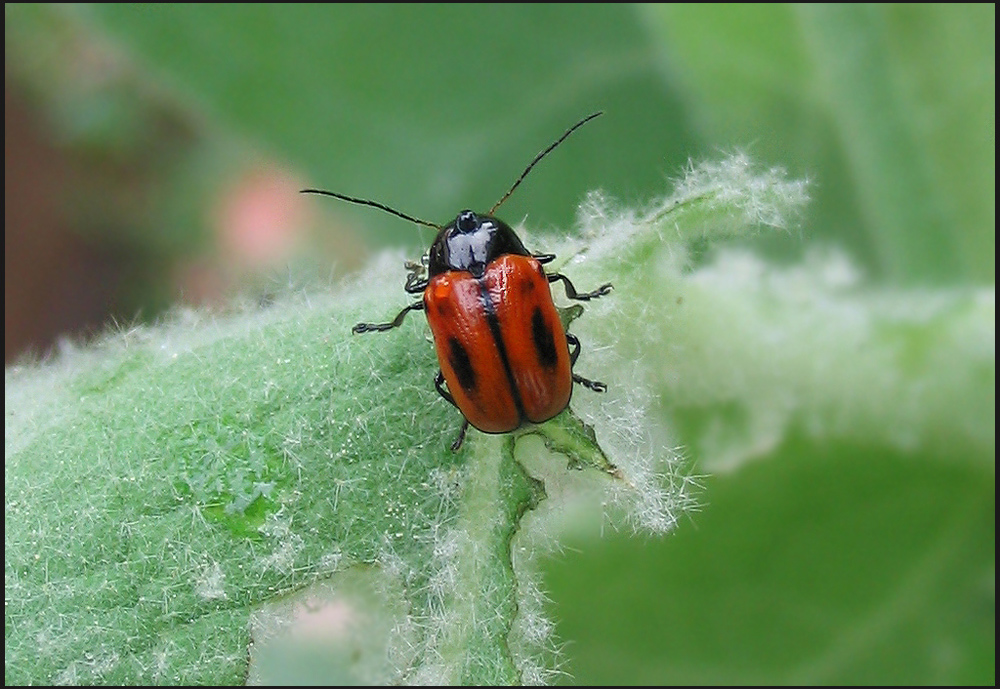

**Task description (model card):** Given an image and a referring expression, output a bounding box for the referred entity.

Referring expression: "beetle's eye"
[456,211,478,233]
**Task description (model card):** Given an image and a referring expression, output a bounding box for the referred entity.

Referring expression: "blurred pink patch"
[213,166,311,269]
[289,597,358,641]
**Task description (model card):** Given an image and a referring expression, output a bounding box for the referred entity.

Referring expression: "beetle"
[302,112,611,450]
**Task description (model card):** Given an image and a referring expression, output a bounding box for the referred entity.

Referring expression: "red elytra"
[425,253,574,434]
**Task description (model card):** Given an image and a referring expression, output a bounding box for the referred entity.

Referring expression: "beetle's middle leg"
[548,273,612,301]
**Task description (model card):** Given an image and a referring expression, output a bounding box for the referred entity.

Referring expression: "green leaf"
[9,152,991,683]
[545,438,995,685]
[2,283,626,684]
[643,3,995,283]
[5,4,994,686]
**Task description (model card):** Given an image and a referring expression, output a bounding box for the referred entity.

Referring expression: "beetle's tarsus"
[573,373,607,393]
[548,273,613,302]
[451,419,470,451]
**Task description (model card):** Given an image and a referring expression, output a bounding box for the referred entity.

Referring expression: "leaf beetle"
[303,112,611,450]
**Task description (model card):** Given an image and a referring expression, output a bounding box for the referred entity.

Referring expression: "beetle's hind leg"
[566,333,607,392]
[353,300,424,334]
[450,420,470,451]
[434,370,470,451]
[547,273,612,301]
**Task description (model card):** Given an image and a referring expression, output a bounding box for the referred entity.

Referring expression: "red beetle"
[304,113,611,449]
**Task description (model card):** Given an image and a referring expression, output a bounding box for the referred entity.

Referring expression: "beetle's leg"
[547,273,612,301]
[434,371,470,451]
[534,255,611,300]
[353,301,424,334]
[434,370,457,407]
[572,373,607,393]
[450,419,470,451]
[566,332,582,365]
[566,333,607,392]
[404,274,428,294]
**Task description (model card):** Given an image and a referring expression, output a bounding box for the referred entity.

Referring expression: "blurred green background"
[5,4,994,685]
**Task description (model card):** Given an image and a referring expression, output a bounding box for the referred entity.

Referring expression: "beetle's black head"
[427,210,529,278]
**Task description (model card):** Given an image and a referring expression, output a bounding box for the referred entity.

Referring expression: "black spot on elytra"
[532,308,558,368]
[448,337,476,391]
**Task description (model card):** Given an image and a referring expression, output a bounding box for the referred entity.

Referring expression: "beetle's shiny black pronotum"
[303,112,611,450]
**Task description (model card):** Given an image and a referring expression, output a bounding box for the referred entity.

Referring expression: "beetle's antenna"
[488,111,603,216]
[300,189,441,230]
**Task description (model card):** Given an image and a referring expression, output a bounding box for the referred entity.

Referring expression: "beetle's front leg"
[404,273,428,294]
[353,301,424,334]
